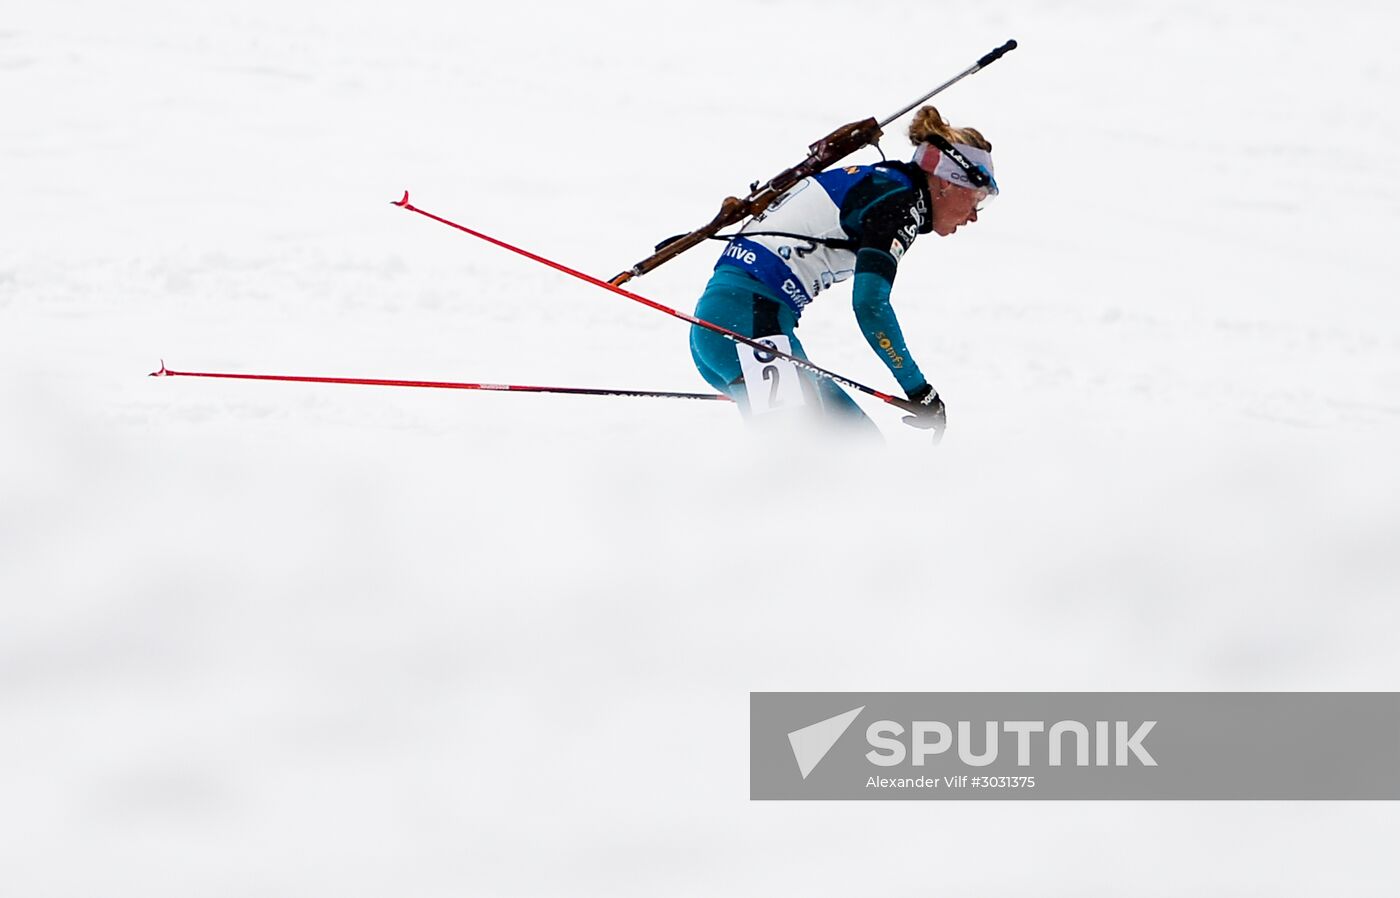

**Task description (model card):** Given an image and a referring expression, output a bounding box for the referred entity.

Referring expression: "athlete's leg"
[786,330,882,438]
[691,296,749,404]
[690,271,778,412]
[692,269,880,438]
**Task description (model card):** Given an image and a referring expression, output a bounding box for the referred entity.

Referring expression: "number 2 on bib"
[736,335,805,415]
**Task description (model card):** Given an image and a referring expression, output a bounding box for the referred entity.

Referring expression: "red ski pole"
[390,192,931,425]
[149,361,731,402]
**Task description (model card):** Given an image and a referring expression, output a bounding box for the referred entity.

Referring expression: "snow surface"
[4,1,1400,895]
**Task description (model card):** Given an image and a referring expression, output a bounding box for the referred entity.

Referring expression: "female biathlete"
[689,105,997,436]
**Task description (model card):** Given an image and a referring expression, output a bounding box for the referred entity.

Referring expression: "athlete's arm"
[851,260,927,395]
[845,177,931,397]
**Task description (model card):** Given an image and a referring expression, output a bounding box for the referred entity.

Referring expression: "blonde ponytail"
[908,105,991,152]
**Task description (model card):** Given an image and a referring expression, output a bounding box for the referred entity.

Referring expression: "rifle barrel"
[879,39,1017,128]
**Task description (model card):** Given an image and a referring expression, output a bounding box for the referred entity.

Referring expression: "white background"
[4,1,1398,894]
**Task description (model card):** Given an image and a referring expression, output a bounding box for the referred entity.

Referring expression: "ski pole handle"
[891,396,947,443]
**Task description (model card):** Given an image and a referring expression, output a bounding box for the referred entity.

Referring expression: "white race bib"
[736,335,806,415]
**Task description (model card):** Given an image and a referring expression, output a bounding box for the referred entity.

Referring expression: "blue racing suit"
[689,161,935,429]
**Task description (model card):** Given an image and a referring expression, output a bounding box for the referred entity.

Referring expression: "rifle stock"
[608,117,882,286]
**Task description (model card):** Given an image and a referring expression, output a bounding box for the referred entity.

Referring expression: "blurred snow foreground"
[4,1,1400,896]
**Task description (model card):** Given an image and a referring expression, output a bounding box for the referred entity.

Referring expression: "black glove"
[901,383,947,432]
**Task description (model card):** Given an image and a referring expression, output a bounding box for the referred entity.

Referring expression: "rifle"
[607,39,1017,287]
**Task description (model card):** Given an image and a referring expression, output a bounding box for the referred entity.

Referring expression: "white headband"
[912,142,996,191]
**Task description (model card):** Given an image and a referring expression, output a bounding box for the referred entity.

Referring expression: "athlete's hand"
[900,383,946,434]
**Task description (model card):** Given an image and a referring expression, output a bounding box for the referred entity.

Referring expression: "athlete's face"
[929,177,982,236]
